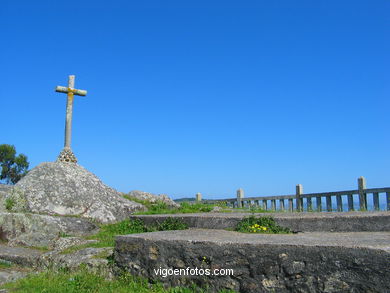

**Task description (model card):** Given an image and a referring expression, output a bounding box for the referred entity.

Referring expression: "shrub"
[157,218,188,231]
[235,215,291,234]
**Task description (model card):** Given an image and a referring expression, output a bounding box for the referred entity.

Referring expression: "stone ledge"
[0,212,98,247]
[115,229,390,293]
[0,245,44,267]
[130,211,390,232]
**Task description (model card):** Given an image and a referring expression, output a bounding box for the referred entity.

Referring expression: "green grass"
[58,232,72,237]
[0,260,12,269]
[235,215,291,234]
[62,218,188,254]
[134,202,222,215]
[5,197,15,211]
[1,267,234,293]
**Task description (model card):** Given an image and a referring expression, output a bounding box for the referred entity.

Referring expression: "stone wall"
[115,229,390,293]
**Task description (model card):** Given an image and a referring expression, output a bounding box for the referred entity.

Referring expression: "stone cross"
[55,75,87,163]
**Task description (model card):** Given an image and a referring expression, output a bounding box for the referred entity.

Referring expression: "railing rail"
[197,177,390,212]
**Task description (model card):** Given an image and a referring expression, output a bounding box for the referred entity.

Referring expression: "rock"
[127,190,179,208]
[48,237,98,251]
[0,270,29,286]
[0,212,98,247]
[40,247,114,272]
[0,245,44,267]
[0,185,12,194]
[211,206,222,212]
[5,162,146,223]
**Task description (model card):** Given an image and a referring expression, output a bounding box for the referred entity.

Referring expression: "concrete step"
[115,229,390,293]
[131,211,390,232]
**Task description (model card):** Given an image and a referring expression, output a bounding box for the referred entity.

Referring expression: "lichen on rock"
[7,162,146,223]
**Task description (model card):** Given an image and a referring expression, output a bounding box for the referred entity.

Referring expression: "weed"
[235,215,291,234]
[156,217,188,231]
[5,197,15,211]
[135,201,217,215]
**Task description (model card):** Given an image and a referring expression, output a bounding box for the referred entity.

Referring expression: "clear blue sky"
[1,1,389,199]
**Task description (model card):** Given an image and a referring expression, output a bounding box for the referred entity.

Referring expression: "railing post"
[336,194,343,212]
[373,192,379,211]
[307,197,312,211]
[263,200,268,210]
[347,194,354,211]
[196,192,202,202]
[358,176,367,210]
[271,199,276,211]
[237,188,244,208]
[279,199,285,211]
[387,192,390,211]
[288,198,293,212]
[296,184,303,212]
[326,195,332,211]
[316,196,322,212]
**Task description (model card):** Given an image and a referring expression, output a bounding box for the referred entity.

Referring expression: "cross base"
[57,147,78,163]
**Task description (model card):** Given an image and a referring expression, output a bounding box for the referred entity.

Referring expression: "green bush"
[235,215,291,234]
[156,218,188,231]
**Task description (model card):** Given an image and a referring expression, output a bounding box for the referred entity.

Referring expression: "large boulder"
[0,212,98,247]
[127,190,179,208]
[5,162,145,223]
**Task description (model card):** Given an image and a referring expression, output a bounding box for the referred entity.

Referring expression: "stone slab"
[0,212,98,247]
[0,245,44,267]
[130,211,390,232]
[0,270,29,286]
[115,229,390,293]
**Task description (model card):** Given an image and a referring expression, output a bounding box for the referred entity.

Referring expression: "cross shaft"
[55,75,87,163]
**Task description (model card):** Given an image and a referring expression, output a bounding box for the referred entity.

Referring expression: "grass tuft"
[135,202,220,215]
[235,215,291,234]
[5,197,15,211]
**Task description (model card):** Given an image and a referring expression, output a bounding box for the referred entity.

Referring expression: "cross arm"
[55,86,87,96]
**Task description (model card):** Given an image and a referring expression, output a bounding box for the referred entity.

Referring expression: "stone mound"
[127,190,179,208]
[6,162,145,223]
